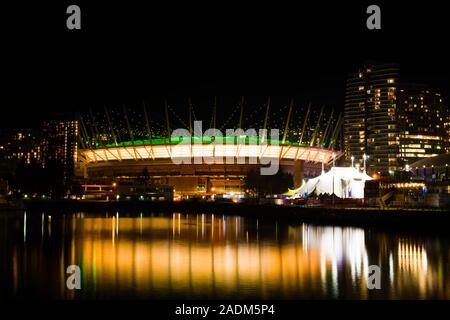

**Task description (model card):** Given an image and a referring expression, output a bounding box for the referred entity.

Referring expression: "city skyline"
[2,61,449,186]
[3,4,450,311]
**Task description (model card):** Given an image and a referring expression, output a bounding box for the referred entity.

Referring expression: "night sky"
[1,2,449,128]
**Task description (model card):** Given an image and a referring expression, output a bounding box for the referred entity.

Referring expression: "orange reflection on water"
[66,215,355,298]
[4,212,450,299]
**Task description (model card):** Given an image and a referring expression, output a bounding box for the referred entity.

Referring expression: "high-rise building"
[40,117,79,180]
[444,110,450,153]
[344,63,450,175]
[0,128,41,164]
[397,84,447,165]
[344,63,399,175]
[0,128,41,180]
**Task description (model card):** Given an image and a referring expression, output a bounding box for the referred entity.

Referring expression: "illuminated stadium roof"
[79,141,339,164]
[78,98,343,166]
[103,136,309,148]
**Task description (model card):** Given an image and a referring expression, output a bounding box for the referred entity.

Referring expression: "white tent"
[290,167,372,199]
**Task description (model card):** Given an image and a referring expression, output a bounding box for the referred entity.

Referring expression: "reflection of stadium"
[33,214,445,299]
[76,101,343,196]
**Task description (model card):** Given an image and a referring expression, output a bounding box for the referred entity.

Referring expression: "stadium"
[75,98,342,197]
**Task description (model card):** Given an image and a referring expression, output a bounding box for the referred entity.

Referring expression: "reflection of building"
[8,213,450,299]
[40,118,78,180]
[344,63,399,175]
[397,84,447,165]
[397,239,428,272]
[63,216,357,299]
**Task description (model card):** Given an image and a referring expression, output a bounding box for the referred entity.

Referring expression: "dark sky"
[1,2,449,128]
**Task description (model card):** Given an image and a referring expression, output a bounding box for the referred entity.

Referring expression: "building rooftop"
[409,153,450,168]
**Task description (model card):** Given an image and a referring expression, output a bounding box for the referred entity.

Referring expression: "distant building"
[344,63,400,175]
[397,84,447,165]
[40,117,79,181]
[0,128,41,180]
[0,128,41,164]
[344,63,449,176]
[444,110,450,153]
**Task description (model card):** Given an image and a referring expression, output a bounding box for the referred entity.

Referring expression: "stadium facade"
[75,98,342,197]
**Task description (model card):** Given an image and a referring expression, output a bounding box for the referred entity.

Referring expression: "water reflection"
[1,211,450,299]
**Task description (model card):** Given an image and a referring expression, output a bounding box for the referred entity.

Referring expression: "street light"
[405,164,410,180]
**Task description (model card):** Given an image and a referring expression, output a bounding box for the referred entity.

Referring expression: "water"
[1,211,449,299]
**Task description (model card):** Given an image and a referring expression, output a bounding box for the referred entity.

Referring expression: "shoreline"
[15,199,450,235]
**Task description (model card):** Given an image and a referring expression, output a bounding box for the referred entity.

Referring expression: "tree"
[139,167,150,184]
[245,167,292,197]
